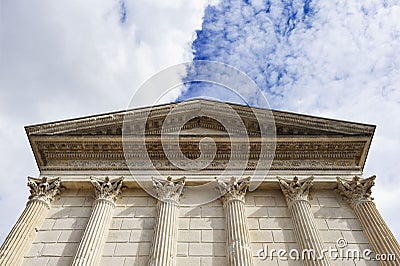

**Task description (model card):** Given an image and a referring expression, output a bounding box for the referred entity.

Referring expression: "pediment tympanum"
[26,99,375,172]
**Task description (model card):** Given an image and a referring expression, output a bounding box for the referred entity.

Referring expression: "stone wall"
[22,188,376,266]
[101,189,156,265]
[311,190,375,266]
[23,189,93,265]
[176,199,226,265]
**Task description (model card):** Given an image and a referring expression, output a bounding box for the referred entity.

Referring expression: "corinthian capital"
[28,176,61,206]
[336,176,375,208]
[90,176,124,203]
[217,176,251,203]
[152,176,186,203]
[277,176,313,205]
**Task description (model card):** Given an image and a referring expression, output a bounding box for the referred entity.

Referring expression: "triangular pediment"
[25,99,374,137]
[25,99,375,173]
[178,127,228,135]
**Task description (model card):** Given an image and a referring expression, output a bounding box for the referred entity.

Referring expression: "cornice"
[25,99,375,173]
[29,135,367,171]
[26,99,375,137]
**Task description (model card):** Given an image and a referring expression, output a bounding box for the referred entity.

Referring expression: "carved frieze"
[42,158,358,171]
[36,138,363,171]
[336,175,375,208]
[26,99,375,172]
[37,140,365,154]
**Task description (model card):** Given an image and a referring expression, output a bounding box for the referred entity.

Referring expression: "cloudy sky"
[1,0,399,243]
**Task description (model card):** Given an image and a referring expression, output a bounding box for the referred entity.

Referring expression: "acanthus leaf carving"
[336,175,375,208]
[152,176,186,204]
[217,176,251,203]
[27,176,61,207]
[90,176,124,203]
[277,176,313,205]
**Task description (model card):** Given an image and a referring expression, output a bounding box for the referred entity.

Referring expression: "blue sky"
[1,0,399,243]
[183,0,400,241]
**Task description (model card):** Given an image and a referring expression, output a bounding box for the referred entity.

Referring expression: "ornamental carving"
[27,100,374,174]
[27,176,61,206]
[336,176,375,208]
[217,176,251,203]
[43,158,358,171]
[152,176,186,203]
[277,176,313,205]
[90,176,124,203]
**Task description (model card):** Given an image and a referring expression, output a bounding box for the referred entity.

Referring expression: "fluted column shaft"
[72,199,115,265]
[355,201,400,265]
[218,176,253,266]
[149,200,179,266]
[289,200,329,265]
[278,176,330,266]
[0,177,61,265]
[0,200,49,265]
[337,176,400,265]
[224,198,253,265]
[148,176,185,266]
[72,176,123,266]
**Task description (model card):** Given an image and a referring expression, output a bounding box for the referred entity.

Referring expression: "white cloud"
[188,0,400,240]
[0,0,209,242]
[1,0,399,247]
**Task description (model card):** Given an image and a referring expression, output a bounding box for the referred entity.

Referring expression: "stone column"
[148,176,185,266]
[0,176,61,265]
[337,176,400,265]
[72,176,123,266]
[278,176,330,266]
[217,176,253,266]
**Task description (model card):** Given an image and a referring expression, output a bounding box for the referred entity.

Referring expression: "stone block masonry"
[18,185,385,266]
